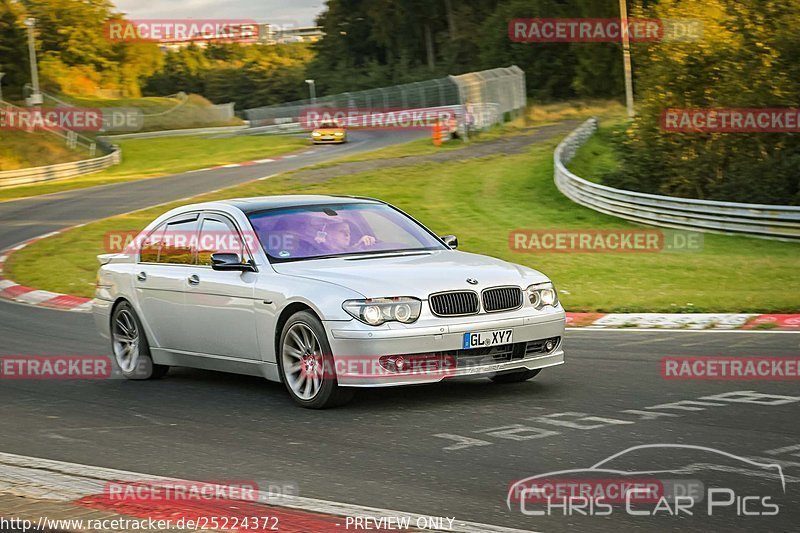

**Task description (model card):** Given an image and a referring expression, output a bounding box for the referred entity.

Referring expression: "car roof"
[214,195,382,214]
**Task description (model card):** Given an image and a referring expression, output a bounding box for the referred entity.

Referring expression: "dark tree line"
[306,0,626,100]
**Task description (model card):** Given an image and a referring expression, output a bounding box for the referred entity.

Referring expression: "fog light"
[379,355,405,372]
[545,339,556,352]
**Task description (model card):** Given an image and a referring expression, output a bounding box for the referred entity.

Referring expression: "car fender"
[254,275,364,364]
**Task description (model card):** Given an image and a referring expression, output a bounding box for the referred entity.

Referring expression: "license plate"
[463,329,513,349]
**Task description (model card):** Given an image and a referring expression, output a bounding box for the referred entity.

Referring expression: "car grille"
[482,286,523,313]
[429,291,479,317]
[454,343,517,367]
[429,337,562,369]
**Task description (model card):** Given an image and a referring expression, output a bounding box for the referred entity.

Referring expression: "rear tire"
[490,369,541,384]
[278,310,354,408]
[111,301,169,380]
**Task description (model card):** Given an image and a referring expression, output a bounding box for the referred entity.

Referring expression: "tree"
[0,0,28,100]
[612,0,800,205]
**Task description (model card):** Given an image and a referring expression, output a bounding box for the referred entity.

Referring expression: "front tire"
[278,311,354,408]
[111,301,169,380]
[490,369,541,384]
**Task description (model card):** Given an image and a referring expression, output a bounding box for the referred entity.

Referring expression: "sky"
[114,0,327,27]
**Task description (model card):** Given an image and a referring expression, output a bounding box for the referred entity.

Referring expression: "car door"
[134,214,199,351]
[181,212,260,360]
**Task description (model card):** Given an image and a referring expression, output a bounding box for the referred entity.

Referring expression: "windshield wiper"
[345,251,433,261]
[273,248,438,262]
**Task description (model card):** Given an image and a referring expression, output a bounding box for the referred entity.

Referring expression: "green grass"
[0,131,90,171]
[8,133,798,312]
[527,99,627,124]
[0,134,309,202]
[566,121,626,183]
[61,94,244,132]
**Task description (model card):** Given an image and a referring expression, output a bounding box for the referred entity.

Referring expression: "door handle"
[188,274,200,286]
[136,272,147,282]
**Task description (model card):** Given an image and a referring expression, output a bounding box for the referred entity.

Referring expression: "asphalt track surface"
[1,129,799,532]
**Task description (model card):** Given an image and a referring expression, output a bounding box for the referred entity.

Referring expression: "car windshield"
[318,121,339,128]
[247,203,446,261]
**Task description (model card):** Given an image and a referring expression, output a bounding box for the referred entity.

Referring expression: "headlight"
[334,132,344,136]
[343,297,422,326]
[525,282,559,310]
[312,131,321,136]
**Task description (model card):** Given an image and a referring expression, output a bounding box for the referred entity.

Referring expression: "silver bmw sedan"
[94,195,565,408]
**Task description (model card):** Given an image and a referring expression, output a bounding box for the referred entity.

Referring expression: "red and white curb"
[566,312,800,330]
[0,228,93,312]
[0,452,534,533]
[185,150,312,174]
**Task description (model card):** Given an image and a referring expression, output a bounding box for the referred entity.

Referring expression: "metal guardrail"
[0,146,121,188]
[554,118,800,240]
[0,99,122,188]
[101,125,249,140]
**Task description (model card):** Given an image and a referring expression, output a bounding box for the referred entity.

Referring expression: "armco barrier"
[555,119,800,240]
[0,146,121,188]
[101,125,249,141]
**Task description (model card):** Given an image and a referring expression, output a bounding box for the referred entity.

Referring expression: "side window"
[139,224,166,263]
[158,218,199,265]
[197,217,245,266]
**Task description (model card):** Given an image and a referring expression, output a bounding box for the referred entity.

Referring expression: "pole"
[619,0,634,118]
[25,18,42,105]
[305,79,316,104]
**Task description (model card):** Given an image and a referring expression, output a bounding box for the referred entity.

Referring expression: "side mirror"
[441,235,458,249]
[211,253,256,272]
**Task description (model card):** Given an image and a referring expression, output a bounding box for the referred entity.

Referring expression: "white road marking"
[0,453,537,533]
[253,158,275,163]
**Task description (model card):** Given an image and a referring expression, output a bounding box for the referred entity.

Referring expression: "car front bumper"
[325,309,565,387]
[312,136,346,143]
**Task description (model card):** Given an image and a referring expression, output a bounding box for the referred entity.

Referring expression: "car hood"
[271,250,550,298]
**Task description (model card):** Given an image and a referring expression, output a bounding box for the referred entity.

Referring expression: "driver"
[315,220,376,252]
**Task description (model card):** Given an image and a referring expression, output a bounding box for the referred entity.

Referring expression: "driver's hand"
[356,235,376,247]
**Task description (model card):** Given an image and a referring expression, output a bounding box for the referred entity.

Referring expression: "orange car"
[311,121,347,144]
